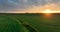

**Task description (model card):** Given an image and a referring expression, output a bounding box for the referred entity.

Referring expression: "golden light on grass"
[41,9,52,17]
[41,9,53,18]
[41,9,60,18]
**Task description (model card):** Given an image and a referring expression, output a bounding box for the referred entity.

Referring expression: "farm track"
[11,16,40,32]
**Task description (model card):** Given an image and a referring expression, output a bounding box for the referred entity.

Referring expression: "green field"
[0,14,60,32]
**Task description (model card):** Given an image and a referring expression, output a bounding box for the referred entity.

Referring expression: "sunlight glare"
[42,9,52,13]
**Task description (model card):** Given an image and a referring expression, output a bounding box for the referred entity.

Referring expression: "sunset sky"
[0,0,60,13]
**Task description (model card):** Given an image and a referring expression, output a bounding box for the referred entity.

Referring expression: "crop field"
[0,13,60,32]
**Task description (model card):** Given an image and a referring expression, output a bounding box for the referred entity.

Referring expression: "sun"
[41,9,52,17]
[42,9,52,13]
[41,9,60,13]
[40,9,60,17]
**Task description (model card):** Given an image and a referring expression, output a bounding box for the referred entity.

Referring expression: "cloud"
[0,0,60,13]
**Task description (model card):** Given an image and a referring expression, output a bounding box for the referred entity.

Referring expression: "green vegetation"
[0,14,60,32]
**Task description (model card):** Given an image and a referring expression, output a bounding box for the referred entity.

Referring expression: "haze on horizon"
[0,0,60,13]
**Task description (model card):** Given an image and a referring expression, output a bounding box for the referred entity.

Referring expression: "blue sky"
[0,0,60,12]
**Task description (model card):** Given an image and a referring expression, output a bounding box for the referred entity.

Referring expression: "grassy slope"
[0,14,60,32]
[0,15,29,32]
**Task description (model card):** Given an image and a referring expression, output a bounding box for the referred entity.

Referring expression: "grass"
[0,13,60,32]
